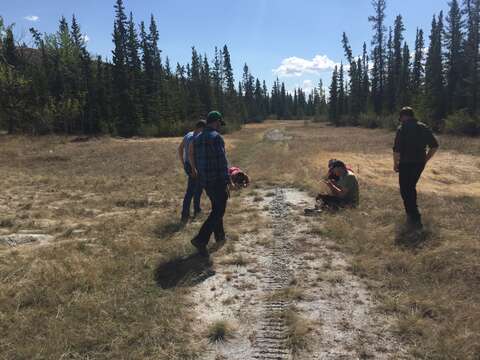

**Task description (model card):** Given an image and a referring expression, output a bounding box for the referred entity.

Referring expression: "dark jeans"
[317,194,350,210]
[399,162,425,222]
[195,182,228,246]
[182,163,203,218]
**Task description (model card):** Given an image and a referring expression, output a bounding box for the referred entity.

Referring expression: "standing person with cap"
[393,107,439,228]
[178,119,206,223]
[189,111,230,256]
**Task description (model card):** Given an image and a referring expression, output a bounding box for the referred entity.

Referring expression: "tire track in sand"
[192,187,406,359]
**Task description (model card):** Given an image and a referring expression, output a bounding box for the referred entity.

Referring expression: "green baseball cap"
[206,111,225,125]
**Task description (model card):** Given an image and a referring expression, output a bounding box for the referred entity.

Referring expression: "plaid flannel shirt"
[194,126,229,187]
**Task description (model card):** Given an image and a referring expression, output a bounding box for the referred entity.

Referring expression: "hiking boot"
[181,215,189,224]
[215,234,226,244]
[304,208,323,216]
[193,210,202,218]
[191,237,209,257]
[407,215,423,230]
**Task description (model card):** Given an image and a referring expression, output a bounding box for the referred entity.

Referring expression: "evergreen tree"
[397,42,411,107]
[362,42,370,112]
[424,12,446,128]
[112,0,136,136]
[329,66,339,123]
[393,15,406,110]
[222,45,238,120]
[411,28,425,97]
[338,63,345,119]
[444,0,464,112]
[385,27,396,112]
[369,0,387,114]
[463,0,480,114]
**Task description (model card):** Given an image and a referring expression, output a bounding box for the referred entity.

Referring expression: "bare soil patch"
[191,187,405,359]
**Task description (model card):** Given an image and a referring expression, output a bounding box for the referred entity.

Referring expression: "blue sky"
[3,0,449,92]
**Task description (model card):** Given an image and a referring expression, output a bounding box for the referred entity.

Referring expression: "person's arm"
[178,139,185,165]
[393,128,402,172]
[324,179,348,198]
[426,147,438,163]
[393,152,400,173]
[217,136,230,185]
[189,141,197,177]
[425,129,439,164]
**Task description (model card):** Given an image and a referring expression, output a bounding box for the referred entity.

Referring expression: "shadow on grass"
[153,221,185,239]
[155,254,215,289]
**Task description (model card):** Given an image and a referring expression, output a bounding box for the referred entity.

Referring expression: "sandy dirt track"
[192,187,405,359]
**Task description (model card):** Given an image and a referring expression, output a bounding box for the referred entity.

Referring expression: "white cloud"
[273,54,339,77]
[302,79,314,93]
[83,35,90,43]
[24,15,39,22]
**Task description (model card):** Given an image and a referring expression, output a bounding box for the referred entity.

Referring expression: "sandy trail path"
[191,187,405,359]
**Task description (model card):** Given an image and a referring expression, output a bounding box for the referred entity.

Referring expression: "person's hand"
[191,167,198,178]
[394,164,399,173]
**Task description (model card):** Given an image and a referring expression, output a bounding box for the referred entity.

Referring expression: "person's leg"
[409,163,425,223]
[318,194,342,210]
[213,186,228,242]
[399,163,412,217]
[400,163,424,224]
[195,184,226,246]
[193,178,203,216]
[181,174,195,220]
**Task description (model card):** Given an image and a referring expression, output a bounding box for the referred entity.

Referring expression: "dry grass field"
[1,121,479,359]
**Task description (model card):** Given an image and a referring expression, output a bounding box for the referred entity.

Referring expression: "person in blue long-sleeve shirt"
[178,120,206,222]
[189,111,230,256]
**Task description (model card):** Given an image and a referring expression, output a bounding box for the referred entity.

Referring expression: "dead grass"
[206,320,234,343]
[0,135,200,359]
[283,307,312,357]
[267,287,306,302]
[1,122,479,359]
[230,121,480,359]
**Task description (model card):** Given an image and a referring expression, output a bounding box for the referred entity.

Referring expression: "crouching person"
[305,160,359,215]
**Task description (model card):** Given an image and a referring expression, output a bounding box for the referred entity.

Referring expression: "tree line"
[328,0,480,135]
[0,0,327,137]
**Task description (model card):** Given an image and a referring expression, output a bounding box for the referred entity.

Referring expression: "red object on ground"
[229,167,242,176]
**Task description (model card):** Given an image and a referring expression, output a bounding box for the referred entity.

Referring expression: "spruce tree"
[385,27,396,113]
[393,15,406,110]
[369,0,387,114]
[444,0,464,112]
[411,28,425,97]
[425,12,446,128]
[397,42,411,107]
[329,66,339,123]
[362,42,370,113]
[463,0,480,114]
[338,63,345,119]
[112,0,136,136]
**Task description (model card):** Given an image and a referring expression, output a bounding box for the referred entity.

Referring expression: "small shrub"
[207,320,233,343]
[444,110,480,136]
[358,113,380,128]
[381,114,400,130]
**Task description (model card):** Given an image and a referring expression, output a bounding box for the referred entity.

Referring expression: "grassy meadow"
[0,121,479,359]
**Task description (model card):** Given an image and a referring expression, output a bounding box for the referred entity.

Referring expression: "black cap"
[330,160,346,169]
[399,106,415,118]
[207,111,225,125]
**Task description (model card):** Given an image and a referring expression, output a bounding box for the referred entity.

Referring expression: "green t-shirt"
[336,171,359,207]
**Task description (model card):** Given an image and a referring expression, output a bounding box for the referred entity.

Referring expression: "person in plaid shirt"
[189,111,230,256]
